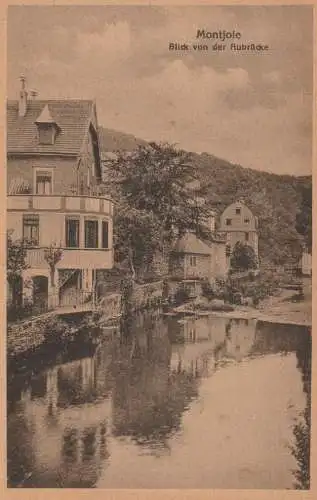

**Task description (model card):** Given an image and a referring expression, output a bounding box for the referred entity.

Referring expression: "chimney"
[19,74,28,117]
[30,89,38,100]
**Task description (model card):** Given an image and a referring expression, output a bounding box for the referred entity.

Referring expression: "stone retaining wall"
[7,312,55,357]
[7,280,165,357]
[131,281,164,311]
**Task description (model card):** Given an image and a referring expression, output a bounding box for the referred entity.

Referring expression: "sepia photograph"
[5,4,312,490]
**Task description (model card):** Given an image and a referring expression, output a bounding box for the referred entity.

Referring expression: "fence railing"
[7,296,55,323]
[7,289,97,323]
[58,290,95,308]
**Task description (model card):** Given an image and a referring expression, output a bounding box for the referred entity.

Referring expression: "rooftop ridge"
[7,98,94,155]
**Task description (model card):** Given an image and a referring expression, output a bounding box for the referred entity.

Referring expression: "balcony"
[26,247,114,270]
[7,193,113,216]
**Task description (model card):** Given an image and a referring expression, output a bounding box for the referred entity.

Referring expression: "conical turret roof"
[35,104,57,124]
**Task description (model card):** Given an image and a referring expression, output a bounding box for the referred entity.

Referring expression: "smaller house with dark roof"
[169,231,228,298]
[7,77,114,313]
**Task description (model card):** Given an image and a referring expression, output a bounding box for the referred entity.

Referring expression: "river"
[7,312,311,489]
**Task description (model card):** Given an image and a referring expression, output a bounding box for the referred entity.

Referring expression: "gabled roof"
[202,233,227,245]
[173,232,211,255]
[7,99,95,155]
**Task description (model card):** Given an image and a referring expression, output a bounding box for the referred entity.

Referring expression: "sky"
[7,5,313,176]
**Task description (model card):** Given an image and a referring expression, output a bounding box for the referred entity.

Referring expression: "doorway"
[32,275,49,314]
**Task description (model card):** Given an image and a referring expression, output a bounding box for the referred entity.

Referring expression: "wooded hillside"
[99,127,312,266]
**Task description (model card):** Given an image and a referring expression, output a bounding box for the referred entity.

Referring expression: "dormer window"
[38,123,56,145]
[35,104,59,146]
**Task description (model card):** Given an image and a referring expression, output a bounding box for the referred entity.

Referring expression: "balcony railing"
[7,193,113,215]
[26,248,45,267]
[26,246,114,270]
[58,289,95,308]
[63,184,109,197]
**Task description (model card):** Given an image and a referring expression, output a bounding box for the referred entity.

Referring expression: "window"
[245,232,249,242]
[62,429,78,461]
[30,373,46,399]
[82,429,96,459]
[235,208,241,215]
[36,171,52,195]
[85,220,98,248]
[23,214,39,245]
[244,218,250,224]
[102,220,109,249]
[189,255,197,266]
[226,218,232,226]
[65,218,80,248]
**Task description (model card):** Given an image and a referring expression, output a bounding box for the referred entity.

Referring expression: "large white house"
[7,77,114,312]
[219,199,259,266]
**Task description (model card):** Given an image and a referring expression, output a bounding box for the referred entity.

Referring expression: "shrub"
[223,269,283,306]
[174,287,191,306]
[291,404,311,489]
[7,304,34,323]
[201,279,215,300]
[230,242,258,271]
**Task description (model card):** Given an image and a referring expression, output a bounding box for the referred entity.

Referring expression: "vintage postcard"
[2,2,314,497]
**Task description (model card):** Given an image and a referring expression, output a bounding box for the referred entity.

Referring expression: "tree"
[44,244,63,287]
[107,142,211,278]
[189,151,311,266]
[7,230,29,307]
[296,184,312,253]
[110,143,209,234]
[114,205,162,279]
[230,242,258,271]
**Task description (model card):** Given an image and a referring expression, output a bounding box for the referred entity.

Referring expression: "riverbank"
[170,282,312,327]
[254,285,311,326]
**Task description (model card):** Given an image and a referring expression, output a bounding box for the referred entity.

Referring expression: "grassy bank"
[173,276,312,327]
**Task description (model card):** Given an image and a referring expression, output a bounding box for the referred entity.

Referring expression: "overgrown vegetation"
[7,231,29,302]
[215,268,300,306]
[43,244,63,287]
[186,153,311,266]
[105,142,211,280]
[173,287,191,306]
[99,130,312,267]
[291,332,311,490]
[230,242,258,271]
[291,403,311,490]
[7,231,29,318]
[201,279,215,300]
[296,184,312,253]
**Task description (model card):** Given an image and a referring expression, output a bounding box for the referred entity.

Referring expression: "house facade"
[219,200,259,266]
[169,231,228,297]
[7,77,114,312]
[167,180,228,297]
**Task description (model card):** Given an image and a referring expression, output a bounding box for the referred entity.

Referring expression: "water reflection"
[7,312,311,489]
